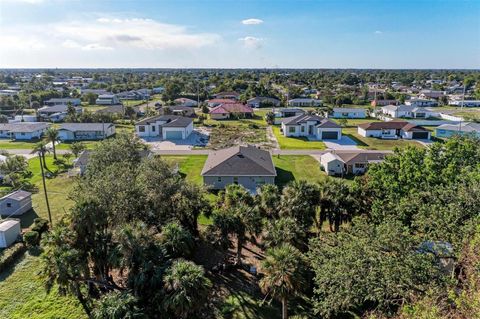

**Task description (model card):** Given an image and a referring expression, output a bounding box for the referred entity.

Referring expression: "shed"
[0,219,21,248]
[0,190,33,216]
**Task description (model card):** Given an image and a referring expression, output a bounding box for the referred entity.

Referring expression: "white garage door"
[165,131,183,139]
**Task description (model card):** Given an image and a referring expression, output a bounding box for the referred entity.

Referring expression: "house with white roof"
[135,115,194,140]
[247,97,281,108]
[0,190,32,216]
[320,151,387,176]
[405,98,438,107]
[281,114,342,140]
[332,107,366,119]
[288,98,322,107]
[58,123,116,141]
[0,220,21,248]
[435,122,480,138]
[44,98,81,107]
[0,122,49,140]
[380,105,434,119]
[96,94,120,105]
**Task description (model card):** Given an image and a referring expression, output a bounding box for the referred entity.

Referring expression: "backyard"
[271,126,326,150]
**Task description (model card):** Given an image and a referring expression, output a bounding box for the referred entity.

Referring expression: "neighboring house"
[0,190,32,216]
[435,122,480,138]
[209,103,254,120]
[281,114,342,140]
[152,87,165,94]
[405,98,439,107]
[448,100,480,107]
[161,105,196,117]
[0,220,21,248]
[117,90,149,100]
[0,89,19,96]
[247,97,281,108]
[135,115,194,140]
[58,123,116,141]
[9,115,38,123]
[419,90,445,100]
[274,108,306,118]
[0,122,49,140]
[332,107,366,119]
[80,88,109,96]
[207,98,237,108]
[320,151,387,176]
[44,98,81,107]
[201,145,276,192]
[212,91,240,100]
[288,98,322,107]
[96,94,120,105]
[371,99,398,107]
[380,105,434,118]
[358,121,431,140]
[174,98,198,107]
[38,104,82,118]
[72,150,91,176]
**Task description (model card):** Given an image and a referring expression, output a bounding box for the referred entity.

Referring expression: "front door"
[308,125,313,135]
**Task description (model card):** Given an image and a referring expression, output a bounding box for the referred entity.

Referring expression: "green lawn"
[272,155,326,186]
[271,126,326,150]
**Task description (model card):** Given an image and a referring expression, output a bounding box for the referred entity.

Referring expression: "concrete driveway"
[142,128,210,151]
[323,136,359,150]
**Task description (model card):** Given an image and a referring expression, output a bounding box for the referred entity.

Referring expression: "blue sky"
[0,0,479,68]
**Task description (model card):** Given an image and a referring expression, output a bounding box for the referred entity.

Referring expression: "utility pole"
[38,152,52,225]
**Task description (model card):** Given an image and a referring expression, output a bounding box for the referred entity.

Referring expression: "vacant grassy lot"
[271,126,326,150]
[272,155,326,186]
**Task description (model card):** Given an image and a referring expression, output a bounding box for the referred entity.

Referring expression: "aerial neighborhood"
[0,68,479,319]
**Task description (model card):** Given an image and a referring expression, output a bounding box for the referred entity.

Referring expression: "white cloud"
[62,39,81,48]
[239,36,263,49]
[374,30,383,34]
[81,43,114,51]
[242,18,264,25]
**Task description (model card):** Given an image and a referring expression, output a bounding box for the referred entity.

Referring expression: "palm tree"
[45,127,60,160]
[160,222,194,258]
[31,141,49,170]
[163,259,212,319]
[256,184,280,218]
[260,244,306,319]
[318,178,353,233]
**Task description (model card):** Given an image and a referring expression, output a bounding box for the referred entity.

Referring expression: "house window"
[288,127,295,133]
[256,177,265,185]
[300,126,305,132]
[217,177,222,182]
[354,163,365,168]
[139,126,145,132]
[21,133,25,136]
[233,177,238,184]
[6,203,11,208]
[151,126,155,132]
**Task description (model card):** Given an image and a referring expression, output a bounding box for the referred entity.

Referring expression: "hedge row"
[0,242,27,273]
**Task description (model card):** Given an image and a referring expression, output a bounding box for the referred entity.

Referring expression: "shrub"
[0,242,26,273]
[31,218,49,234]
[24,231,40,248]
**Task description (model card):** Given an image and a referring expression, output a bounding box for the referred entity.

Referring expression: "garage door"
[165,131,183,139]
[322,131,339,140]
[412,132,429,139]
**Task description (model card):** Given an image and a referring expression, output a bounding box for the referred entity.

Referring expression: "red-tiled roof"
[209,103,254,114]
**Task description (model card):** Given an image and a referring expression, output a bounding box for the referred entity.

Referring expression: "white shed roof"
[0,219,20,232]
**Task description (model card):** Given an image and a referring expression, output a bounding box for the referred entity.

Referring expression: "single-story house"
[419,90,445,100]
[174,98,198,107]
[380,105,434,119]
[201,145,276,192]
[281,114,342,140]
[209,103,254,120]
[288,98,322,107]
[80,88,109,96]
[448,100,480,107]
[358,121,431,140]
[207,98,237,108]
[135,115,194,140]
[0,122,49,140]
[38,104,82,118]
[0,220,21,248]
[72,150,91,176]
[96,94,120,105]
[152,87,165,94]
[0,190,32,216]
[405,98,438,107]
[320,151,387,176]
[332,107,366,119]
[247,97,281,108]
[371,99,398,107]
[44,98,81,107]
[274,108,306,118]
[161,105,196,117]
[58,123,116,141]
[117,90,150,100]
[435,122,480,138]
[212,91,240,100]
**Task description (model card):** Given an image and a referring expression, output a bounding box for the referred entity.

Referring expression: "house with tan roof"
[281,114,342,140]
[357,121,431,140]
[209,103,254,120]
[212,91,240,100]
[201,145,276,192]
[320,151,387,176]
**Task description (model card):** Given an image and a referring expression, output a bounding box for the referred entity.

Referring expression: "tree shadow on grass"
[274,167,295,188]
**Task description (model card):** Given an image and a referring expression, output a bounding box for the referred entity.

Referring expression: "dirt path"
[266,126,280,150]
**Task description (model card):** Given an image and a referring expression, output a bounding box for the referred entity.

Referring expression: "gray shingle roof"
[201,145,276,176]
[0,122,49,133]
[136,115,192,127]
[436,122,480,132]
[281,114,341,129]
[59,123,114,132]
[0,190,32,201]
